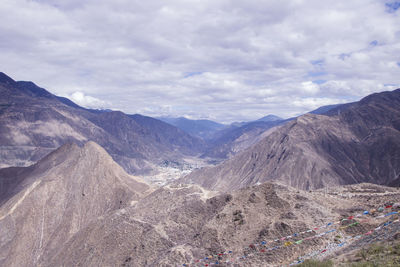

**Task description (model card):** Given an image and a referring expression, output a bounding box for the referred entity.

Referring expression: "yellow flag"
[284,241,293,247]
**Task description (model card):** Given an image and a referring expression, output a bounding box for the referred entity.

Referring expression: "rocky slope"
[39,182,400,266]
[202,120,285,160]
[185,89,400,191]
[0,72,204,175]
[0,141,151,266]
[0,141,398,266]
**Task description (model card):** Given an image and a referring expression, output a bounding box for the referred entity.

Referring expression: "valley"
[2,0,400,265]
[143,157,213,186]
[0,72,399,266]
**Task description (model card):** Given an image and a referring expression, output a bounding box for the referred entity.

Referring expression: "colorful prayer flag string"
[181,202,399,266]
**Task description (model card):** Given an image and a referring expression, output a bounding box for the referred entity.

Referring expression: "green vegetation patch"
[350,242,400,267]
[297,241,400,267]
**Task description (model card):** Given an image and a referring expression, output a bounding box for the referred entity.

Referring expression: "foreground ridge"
[182,203,400,266]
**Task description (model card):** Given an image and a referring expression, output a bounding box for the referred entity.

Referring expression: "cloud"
[67,91,110,109]
[301,81,320,95]
[0,0,399,123]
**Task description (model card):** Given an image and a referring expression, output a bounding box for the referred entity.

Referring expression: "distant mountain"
[202,119,286,159]
[229,114,282,128]
[185,88,400,191]
[309,103,344,115]
[158,116,226,140]
[0,141,151,266]
[256,114,283,122]
[0,72,204,174]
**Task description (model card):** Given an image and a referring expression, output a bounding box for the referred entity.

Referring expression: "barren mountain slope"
[158,117,226,140]
[185,89,400,191]
[202,120,285,160]
[44,182,400,266]
[0,141,151,266]
[0,72,204,175]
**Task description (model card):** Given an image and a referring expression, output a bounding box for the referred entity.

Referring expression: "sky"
[1,0,400,123]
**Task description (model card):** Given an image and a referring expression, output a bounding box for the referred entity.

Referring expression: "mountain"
[158,116,226,140]
[309,104,343,115]
[185,89,400,191]
[157,115,286,160]
[0,72,204,175]
[256,114,283,122]
[129,114,204,155]
[0,141,151,266]
[30,181,400,266]
[1,143,399,266]
[202,119,286,159]
[0,130,398,266]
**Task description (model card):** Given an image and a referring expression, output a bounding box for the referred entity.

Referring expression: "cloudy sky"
[1,0,400,123]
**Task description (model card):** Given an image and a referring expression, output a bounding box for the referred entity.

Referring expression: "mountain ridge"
[0,72,205,175]
[0,140,152,266]
[158,116,226,140]
[185,88,400,191]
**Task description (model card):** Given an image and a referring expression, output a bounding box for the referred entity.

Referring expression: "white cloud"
[67,91,110,109]
[292,97,347,110]
[0,0,399,122]
[301,81,320,95]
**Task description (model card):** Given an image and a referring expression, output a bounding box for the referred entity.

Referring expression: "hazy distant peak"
[256,114,283,122]
[309,103,343,115]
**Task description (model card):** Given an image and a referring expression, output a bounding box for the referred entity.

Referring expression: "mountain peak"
[15,81,53,98]
[83,140,106,153]
[256,114,282,122]
[186,88,400,191]
[0,140,152,266]
[0,72,16,85]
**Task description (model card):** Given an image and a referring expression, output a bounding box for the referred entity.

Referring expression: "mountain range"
[0,72,204,175]
[1,71,400,266]
[158,117,226,140]
[201,119,286,159]
[185,89,400,191]
[1,145,398,266]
